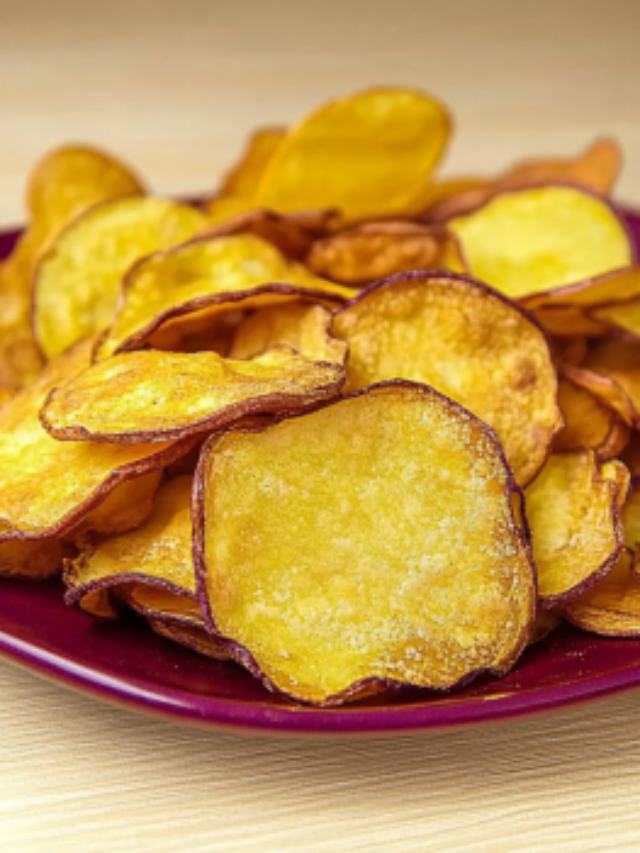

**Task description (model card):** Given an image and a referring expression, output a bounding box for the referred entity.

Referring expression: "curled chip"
[583,340,640,427]
[254,88,451,223]
[0,338,193,541]
[427,138,622,222]
[95,234,353,360]
[0,146,144,387]
[149,618,231,660]
[559,361,636,428]
[590,295,640,339]
[562,549,640,635]
[218,127,287,200]
[0,538,72,580]
[448,186,634,300]
[332,271,561,486]
[305,221,466,285]
[41,347,345,443]
[194,381,535,706]
[521,265,640,337]
[524,452,625,608]
[204,208,338,261]
[34,197,208,359]
[65,476,198,620]
[230,302,347,364]
[553,375,630,460]
[65,469,162,541]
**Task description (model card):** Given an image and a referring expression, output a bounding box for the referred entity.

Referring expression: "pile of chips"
[1,86,640,706]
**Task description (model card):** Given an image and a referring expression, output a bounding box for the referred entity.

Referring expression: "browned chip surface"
[41,348,345,443]
[194,381,535,705]
[332,271,560,485]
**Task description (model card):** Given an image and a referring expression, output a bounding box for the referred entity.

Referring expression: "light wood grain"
[2,1,640,850]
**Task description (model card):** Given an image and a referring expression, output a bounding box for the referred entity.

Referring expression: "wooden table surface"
[2,1,640,850]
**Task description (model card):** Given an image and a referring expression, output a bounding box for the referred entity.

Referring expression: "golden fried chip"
[0,538,72,580]
[34,197,208,358]
[254,88,451,223]
[306,221,466,285]
[623,485,640,554]
[332,271,560,485]
[583,339,640,427]
[525,452,624,607]
[194,381,535,705]
[27,145,144,234]
[42,347,345,443]
[590,297,640,339]
[426,139,623,222]
[559,361,636,427]
[553,375,630,460]
[64,476,197,619]
[149,618,231,660]
[204,208,337,260]
[448,186,633,300]
[0,339,192,540]
[562,549,640,635]
[0,147,145,387]
[230,302,347,364]
[94,234,353,360]
[218,127,287,199]
[65,469,162,541]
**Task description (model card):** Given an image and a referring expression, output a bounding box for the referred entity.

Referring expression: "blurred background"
[1,0,639,226]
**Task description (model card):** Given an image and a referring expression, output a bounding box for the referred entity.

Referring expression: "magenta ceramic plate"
[1,210,640,736]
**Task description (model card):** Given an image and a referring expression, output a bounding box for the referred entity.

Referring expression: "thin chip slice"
[553,376,630,460]
[622,483,640,555]
[558,361,637,427]
[149,618,232,660]
[230,302,347,364]
[34,197,208,358]
[41,347,345,444]
[332,271,561,486]
[194,381,535,706]
[306,221,466,285]
[0,538,72,580]
[562,549,640,635]
[64,476,197,620]
[426,139,623,222]
[254,87,451,223]
[95,234,353,360]
[27,145,144,234]
[590,297,640,339]
[65,469,162,541]
[524,452,624,608]
[0,339,192,540]
[218,127,287,199]
[448,186,634,300]
[528,612,562,646]
[204,208,337,260]
[584,340,640,427]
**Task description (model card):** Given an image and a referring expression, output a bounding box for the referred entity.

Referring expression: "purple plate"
[1,210,640,736]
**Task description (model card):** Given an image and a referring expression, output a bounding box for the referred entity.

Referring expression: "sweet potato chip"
[448,186,633,300]
[65,476,197,619]
[230,302,347,364]
[528,611,562,646]
[332,271,560,485]
[562,549,640,635]
[306,221,466,285]
[27,145,144,235]
[218,127,286,199]
[623,484,640,554]
[525,452,624,607]
[425,139,623,222]
[204,208,337,261]
[42,347,345,443]
[65,469,162,541]
[553,375,630,460]
[254,88,451,223]
[590,297,640,339]
[0,538,72,580]
[558,361,636,427]
[194,381,535,705]
[149,618,231,660]
[34,197,208,358]
[583,340,640,427]
[0,339,192,540]
[95,234,353,360]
